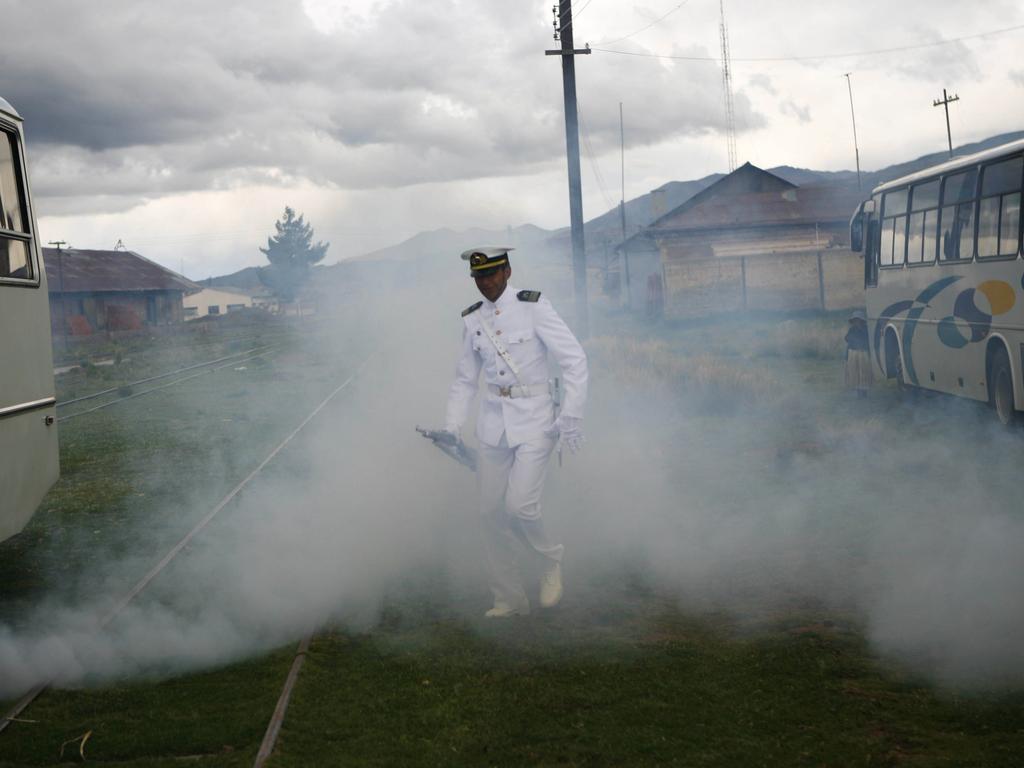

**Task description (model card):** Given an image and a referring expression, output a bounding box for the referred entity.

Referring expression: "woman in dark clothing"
[844,309,873,397]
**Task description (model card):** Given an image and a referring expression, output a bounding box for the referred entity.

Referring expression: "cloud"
[0,0,757,216]
[780,99,812,124]
[747,73,777,95]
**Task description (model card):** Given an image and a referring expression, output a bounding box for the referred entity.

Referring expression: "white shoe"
[485,601,529,618]
[539,562,563,608]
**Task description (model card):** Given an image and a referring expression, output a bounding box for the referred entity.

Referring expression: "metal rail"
[0,360,370,736]
[0,396,56,420]
[58,345,277,408]
[253,633,314,767]
[59,347,280,423]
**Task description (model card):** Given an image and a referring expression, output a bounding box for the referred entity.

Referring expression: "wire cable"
[593,21,1024,63]
[596,0,692,47]
[577,103,616,212]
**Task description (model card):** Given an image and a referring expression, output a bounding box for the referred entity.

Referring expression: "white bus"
[0,96,59,540]
[850,138,1024,425]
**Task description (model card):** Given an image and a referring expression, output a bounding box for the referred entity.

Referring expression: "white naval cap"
[461,246,514,274]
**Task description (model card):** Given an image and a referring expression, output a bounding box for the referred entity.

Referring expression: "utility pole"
[48,240,68,350]
[619,101,631,309]
[932,88,960,158]
[546,0,591,338]
[843,73,862,191]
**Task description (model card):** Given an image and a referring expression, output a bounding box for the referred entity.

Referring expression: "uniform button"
[476,331,481,335]
[496,330,502,335]
[495,309,501,315]
[499,370,505,376]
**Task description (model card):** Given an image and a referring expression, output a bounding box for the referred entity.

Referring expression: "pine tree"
[258,207,329,302]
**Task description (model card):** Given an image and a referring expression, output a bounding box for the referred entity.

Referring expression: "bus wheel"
[989,347,1017,426]
[886,332,909,392]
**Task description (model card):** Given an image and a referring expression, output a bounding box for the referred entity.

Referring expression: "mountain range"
[206,129,1024,289]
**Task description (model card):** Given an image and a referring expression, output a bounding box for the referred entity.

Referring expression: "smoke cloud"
[2,261,1023,698]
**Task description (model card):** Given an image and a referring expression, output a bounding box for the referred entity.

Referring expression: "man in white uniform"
[445,247,588,618]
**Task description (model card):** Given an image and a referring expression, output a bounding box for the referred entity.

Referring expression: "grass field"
[2,308,1024,767]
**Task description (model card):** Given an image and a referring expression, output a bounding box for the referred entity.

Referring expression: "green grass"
[3,309,1024,766]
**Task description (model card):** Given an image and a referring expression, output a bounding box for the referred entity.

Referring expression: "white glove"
[441,426,461,445]
[545,415,584,453]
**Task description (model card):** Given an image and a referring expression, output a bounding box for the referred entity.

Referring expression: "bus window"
[907,179,940,264]
[0,129,33,280]
[881,189,908,267]
[880,217,895,266]
[977,156,1022,259]
[939,168,978,261]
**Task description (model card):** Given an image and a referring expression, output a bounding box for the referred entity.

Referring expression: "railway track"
[58,344,280,422]
[0,358,370,748]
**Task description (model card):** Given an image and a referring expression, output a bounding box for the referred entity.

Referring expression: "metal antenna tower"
[719,0,738,172]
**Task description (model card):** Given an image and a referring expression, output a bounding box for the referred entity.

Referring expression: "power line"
[596,0,692,47]
[592,21,1024,63]
[557,0,594,33]
[577,102,615,212]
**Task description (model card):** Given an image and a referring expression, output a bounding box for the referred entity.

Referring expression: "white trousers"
[477,432,563,608]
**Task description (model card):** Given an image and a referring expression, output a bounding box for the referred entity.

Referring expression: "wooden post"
[740,256,747,311]
[817,251,826,310]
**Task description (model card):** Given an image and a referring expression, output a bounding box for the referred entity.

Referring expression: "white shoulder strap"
[477,312,522,383]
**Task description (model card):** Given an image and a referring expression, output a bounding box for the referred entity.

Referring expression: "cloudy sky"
[3,0,1023,278]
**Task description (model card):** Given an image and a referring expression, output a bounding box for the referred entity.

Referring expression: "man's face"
[473,265,511,303]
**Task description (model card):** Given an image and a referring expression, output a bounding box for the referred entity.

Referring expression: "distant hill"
[206,130,1024,285]
[200,265,264,291]
[350,223,557,264]
[551,129,1024,248]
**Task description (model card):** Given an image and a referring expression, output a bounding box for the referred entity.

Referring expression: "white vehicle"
[0,96,59,539]
[850,137,1024,424]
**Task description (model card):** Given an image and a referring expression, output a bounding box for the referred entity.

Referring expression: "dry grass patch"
[586,336,781,407]
[755,319,846,360]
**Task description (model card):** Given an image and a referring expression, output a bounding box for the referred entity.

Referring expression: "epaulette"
[461,301,483,317]
[517,290,541,302]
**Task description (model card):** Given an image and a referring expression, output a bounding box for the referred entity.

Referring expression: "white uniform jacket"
[446,286,588,448]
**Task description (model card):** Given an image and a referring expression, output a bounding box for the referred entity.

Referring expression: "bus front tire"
[989,347,1017,427]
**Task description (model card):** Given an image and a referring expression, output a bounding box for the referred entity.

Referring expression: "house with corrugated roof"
[617,163,866,318]
[42,248,200,335]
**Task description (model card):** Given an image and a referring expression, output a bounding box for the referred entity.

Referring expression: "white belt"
[488,383,547,399]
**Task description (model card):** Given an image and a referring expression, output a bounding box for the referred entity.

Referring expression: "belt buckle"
[498,385,512,397]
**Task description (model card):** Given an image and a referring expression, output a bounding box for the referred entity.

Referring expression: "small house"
[43,248,200,334]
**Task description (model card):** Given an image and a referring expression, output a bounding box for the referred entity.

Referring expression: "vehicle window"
[892,215,907,266]
[940,203,975,261]
[911,179,940,211]
[1000,193,1021,256]
[942,169,978,205]
[0,128,34,281]
[883,189,908,218]
[0,237,31,278]
[981,156,1023,197]
[908,179,940,264]
[978,197,1000,257]
[880,217,896,266]
[923,208,939,263]
[0,131,27,234]
[978,158,1022,258]
[907,211,925,263]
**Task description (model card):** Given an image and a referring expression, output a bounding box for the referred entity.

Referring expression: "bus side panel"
[868,260,1024,404]
[0,118,60,541]
[0,405,58,540]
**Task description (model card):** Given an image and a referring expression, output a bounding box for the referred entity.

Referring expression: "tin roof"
[42,248,201,294]
[650,184,865,233]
